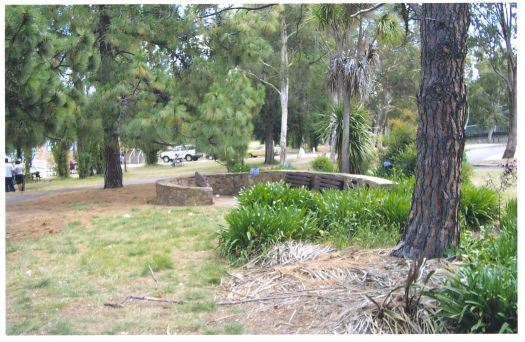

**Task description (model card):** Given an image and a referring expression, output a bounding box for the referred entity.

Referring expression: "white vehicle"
[159,145,203,163]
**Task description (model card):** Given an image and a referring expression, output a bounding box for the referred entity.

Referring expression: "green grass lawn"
[470,167,517,204]
[23,160,230,192]
[7,160,517,335]
[6,205,242,335]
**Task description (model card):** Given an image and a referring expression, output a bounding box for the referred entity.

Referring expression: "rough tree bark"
[97,5,123,189]
[391,3,470,259]
[103,132,123,188]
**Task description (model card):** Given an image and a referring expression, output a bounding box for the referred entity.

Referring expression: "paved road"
[465,143,506,164]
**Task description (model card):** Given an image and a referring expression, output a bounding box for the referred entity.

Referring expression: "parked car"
[247,144,280,158]
[159,145,203,162]
[247,145,265,158]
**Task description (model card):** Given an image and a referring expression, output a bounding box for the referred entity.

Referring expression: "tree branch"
[198,4,276,18]
[489,59,512,93]
[259,58,279,74]
[240,69,281,94]
[350,3,385,18]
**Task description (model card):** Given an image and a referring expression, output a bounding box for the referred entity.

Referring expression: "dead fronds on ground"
[216,243,452,334]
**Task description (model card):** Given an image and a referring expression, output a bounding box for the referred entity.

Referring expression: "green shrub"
[383,124,416,162]
[430,262,517,333]
[237,181,319,212]
[218,204,318,262]
[460,184,498,229]
[491,198,517,265]
[315,180,412,248]
[229,163,251,173]
[392,143,417,176]
[220,179,415,257]
[311,156,336,172]
[431,198,517,333]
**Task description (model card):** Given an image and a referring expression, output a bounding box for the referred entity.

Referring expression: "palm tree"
[317,102,374,174]
[312,3,399,173]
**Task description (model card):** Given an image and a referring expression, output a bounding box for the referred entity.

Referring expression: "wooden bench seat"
[284,173,312,189]
[313,175,345,190]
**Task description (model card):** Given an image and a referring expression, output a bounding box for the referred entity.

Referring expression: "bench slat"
[284,173,312,188]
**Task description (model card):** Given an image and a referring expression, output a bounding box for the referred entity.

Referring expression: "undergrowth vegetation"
[311,156,337,172]
[218,177,500,264]
[430,198,517,333]
[218,172,516,333]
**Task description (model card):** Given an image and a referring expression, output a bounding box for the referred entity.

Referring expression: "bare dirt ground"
[6,184,156,241]
[5,183,447,334]
[5,184,236,242]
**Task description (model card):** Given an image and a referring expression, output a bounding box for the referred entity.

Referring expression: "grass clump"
[219,175,504,262]
[219,204,318,263]
[141,254,173,275]
[459,184,498,229]
[219,180,412,261]
[429,198,517,333]
[24,278,51,290]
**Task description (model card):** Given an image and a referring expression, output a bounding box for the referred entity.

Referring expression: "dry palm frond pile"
[216,242,454,334]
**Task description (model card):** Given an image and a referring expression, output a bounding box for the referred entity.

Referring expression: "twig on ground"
[148,264,159,288]
[217,292,328,305]
[126,295,184,304]
[104,295,184,308]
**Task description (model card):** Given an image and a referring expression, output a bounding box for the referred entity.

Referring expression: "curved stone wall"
[155,170,392,206]
[155,179,213,206]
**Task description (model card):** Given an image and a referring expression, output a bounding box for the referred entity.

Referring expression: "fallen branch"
[104,295,184,308]
[217,293,329,306]
[125,295,184,304]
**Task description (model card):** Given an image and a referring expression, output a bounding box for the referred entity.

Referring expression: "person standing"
[69,159,75,174]
[5,158,15,192]
[14,159,25,192]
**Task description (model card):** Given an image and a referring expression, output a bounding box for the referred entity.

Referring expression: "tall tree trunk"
[52,140,71,177]
[340,91,351,173]
[502,65,516,158]
[22,146,32,177]
[264,111,275,164]
[499,3,516,159]
[97,5,124,188]
[279,11,289,166]
[103,132,123,188]
[487,125,495,143]
[392,3,470,259]
[76,136,90,179]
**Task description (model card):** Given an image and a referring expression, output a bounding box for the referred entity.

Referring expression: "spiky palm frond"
[310,3,360,33]
[375,12,403,46]
[326,45,379,101]
[316,102,374,174]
